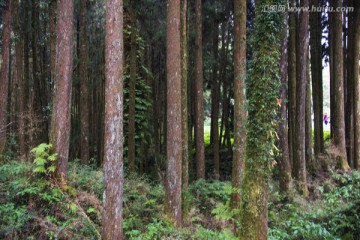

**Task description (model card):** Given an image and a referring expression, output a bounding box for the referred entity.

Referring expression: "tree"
[79,0,90,164]
[310,0,324,156]
[50,0,74,181]
[128,10,137,173]
[354,0,360,170]
[294,0,309,196]
[0,0,11,158]
[103,0,124,238]
[13,0,27,157]
[181,0,189,192]
[231,0,246,207]
[166,0,182,227]
[195,0,205,179]
[239,0,284,238]
[331,0,349,170]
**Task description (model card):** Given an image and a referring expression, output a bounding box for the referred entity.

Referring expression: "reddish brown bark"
[294,0,309,196]
[181,0,189,192]
[103,0,124,238]
[50,0,74,181]
[79,0,90,164]
[231,0,246,207]
[331,0,349,170]
[166,0,182,227]
[13,0,26,157]
[0,0,11,157]
[195,0,205,179]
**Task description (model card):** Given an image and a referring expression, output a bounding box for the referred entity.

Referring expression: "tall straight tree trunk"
[310,0,324,156]
[331,0,349,170]
[0,0,11,157]
[278,15,292,195]
[181,0,189,192]
[49,0,57,86]
[345,0,354,168]
[294,0,309,196]
[13,0,26,157]
[353,0,360,170]
[288,0,297,169]
[306,49,314,173]
[50,0,74,181]
[239,1,284,238]
[166,0,182,227]
[103,0,124,238]
[195,0,205,179]
[79,0,90,164]
[128,11,137,173]
[211,17,220,179]
[231,0,246,207]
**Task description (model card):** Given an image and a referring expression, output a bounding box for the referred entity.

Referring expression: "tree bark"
[0,0,11,157]
[195,0,205,179]
[128,10,137,173]
[50,0,74,181]
[79,0,90,164]
[331,0,349,170]
[294,0,309,196]
[306,49,314,173]
[278,15,292,195]
[353,0,360,170]
[310,0,324,156]
[103,0,124,238]
[231,0,246,207]
[166,0,182,227]
[239,1,284,238]
[181,0,189,192]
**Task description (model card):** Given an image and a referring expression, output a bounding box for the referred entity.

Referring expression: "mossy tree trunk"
[239,0,285,238]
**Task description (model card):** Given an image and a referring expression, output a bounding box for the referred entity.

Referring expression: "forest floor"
[0,142,359,239]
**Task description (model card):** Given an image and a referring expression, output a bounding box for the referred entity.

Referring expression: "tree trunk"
[288,0,297,169]
[195,0,205,179]
[79,0,90,164]
[306,49,314,174]
[181,0,189,192]
[231,0,246,207]
[278,15,292,195]
[50,0,74,181]
[13,0,26,158]
[103,0,124,238]
[331,0,349,170]
[210,16,220,180]
[310,0,324,156]
[166,0,182,227]
[353,0,360,170]
[294,0,309,196]
[239,1,284,238]
[128,11,137,173]
[0,0,11,157]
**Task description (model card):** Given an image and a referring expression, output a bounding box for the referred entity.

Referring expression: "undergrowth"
[1,144,359,239]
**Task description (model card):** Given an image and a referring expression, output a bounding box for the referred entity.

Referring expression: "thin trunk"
[353,0,360,170]
[128,11,137,173]
[306,49,314,174]
[181,0,189,192]
[79,0,90,164]
[0,0,11,157]
[288,0,297,169]
[50,0,74,181]
[195,0,205,179]
[294,0,309,196]
[231,0,246,207]
[310,0,324,156]
[331,0,349,170]
[103,0,124,238]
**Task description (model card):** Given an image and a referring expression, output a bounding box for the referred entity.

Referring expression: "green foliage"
[31,143,57,175]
